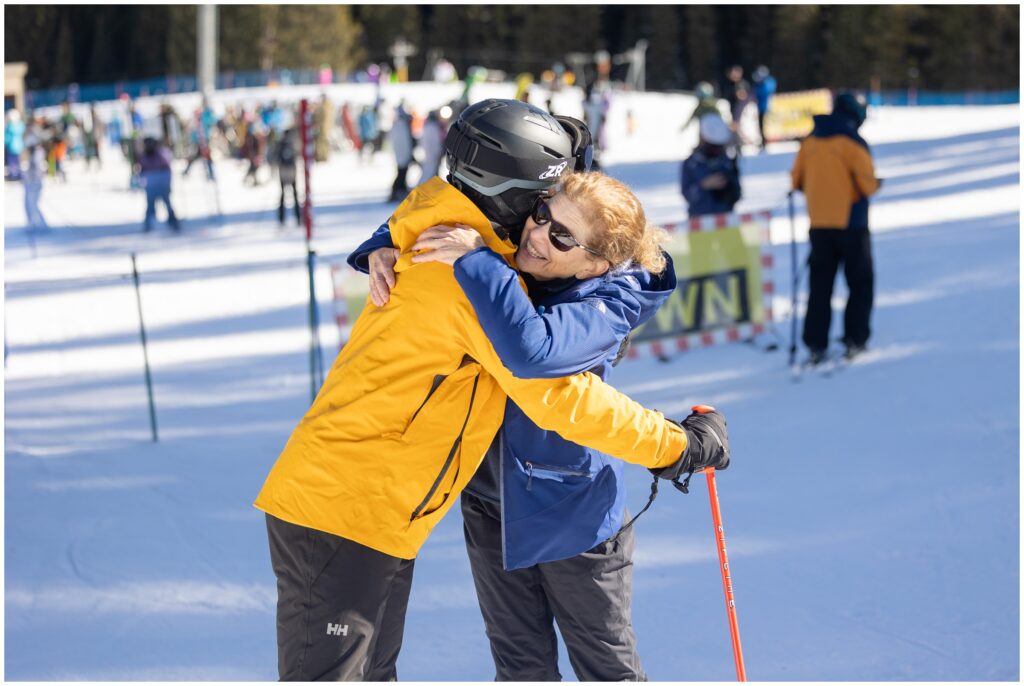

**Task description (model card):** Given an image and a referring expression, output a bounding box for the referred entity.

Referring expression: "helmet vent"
[475,132,504,150]
[541,146,564,159]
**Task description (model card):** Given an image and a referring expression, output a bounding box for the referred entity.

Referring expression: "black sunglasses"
[531,199,604,258]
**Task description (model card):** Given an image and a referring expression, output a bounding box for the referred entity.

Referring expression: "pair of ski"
[790,347,861,381]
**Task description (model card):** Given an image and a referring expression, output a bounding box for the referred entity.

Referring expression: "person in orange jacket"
[791,91,881,363]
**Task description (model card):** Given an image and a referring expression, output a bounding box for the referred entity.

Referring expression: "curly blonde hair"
[556,171,669,274]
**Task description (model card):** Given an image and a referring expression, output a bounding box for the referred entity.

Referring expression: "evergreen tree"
[166,6,197,78]
[772,5,820,90]
[642,6,685,89]
[2,5,1019,94]
[682,5,719,86]
[353,5,423,73]
[217,6,262,73]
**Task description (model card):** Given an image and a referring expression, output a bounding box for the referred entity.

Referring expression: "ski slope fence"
[4,253,326,441]
[328,210,777,362]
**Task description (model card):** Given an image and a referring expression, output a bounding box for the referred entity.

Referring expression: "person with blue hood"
[351,149,723,677]
[791,91,881,364]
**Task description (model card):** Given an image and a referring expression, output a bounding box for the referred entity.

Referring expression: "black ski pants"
[279,180,301,225]
[266,514,414,681]
[389,165,410,200]
[461,492,646,682]
[803,227,875,352]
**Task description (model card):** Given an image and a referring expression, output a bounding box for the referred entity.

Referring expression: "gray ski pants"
[461,493,647,681]
[266,514,414,681]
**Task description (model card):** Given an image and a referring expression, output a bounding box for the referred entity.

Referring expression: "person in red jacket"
[791,91,881,363]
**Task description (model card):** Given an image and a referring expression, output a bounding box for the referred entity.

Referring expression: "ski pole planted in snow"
[692,404,745,681]
[130,253,159,442]
[787,190,799,369]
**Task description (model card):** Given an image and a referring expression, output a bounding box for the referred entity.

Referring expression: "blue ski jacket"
[754,75,777,114]
[348,226,676,569]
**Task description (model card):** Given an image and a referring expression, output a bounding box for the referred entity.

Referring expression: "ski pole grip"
[691,404,716,415]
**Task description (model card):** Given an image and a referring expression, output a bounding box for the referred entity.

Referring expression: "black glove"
[651,406,730,483]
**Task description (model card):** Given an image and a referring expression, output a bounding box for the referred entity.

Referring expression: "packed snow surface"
[4,84,1020,680]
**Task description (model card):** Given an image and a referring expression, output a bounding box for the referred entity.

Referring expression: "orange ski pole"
[691,405,746,681]
[703,467,746,681]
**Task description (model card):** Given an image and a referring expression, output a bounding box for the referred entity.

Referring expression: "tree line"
[5,5,1019,93]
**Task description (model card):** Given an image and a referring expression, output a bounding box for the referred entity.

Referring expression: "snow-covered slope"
[3,87,1019,680]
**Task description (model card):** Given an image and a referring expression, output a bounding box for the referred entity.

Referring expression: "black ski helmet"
[834,91,868,128]
[445,98,592,230]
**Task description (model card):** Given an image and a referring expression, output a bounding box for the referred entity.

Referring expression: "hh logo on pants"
[326,623,349,636]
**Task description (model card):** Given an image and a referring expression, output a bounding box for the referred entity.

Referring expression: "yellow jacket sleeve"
[453,299,688,470]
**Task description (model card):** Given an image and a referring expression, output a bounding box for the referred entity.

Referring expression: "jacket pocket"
[410,372,481,522]
[398,357,479,443]
[519,459,591,492]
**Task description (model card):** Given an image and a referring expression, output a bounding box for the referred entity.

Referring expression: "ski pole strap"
[672,469,696,494]
[610,467,696,545]
[611,475,659,545]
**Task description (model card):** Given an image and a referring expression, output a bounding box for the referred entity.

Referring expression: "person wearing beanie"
[681,113,742,217]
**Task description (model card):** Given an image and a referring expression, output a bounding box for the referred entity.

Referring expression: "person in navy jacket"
[349,172,692,681]
[681,113,742,218]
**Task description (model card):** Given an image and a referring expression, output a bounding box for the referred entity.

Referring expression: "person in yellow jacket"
[254,100,730,681]
[791,91,881,364]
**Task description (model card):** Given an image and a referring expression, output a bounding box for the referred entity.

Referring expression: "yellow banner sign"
[763,88,832,142]
[633,216,768,343]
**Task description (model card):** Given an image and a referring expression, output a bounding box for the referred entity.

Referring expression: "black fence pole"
[131,253,159,442]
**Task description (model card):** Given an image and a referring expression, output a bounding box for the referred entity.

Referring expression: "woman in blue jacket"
[350,171,700,681]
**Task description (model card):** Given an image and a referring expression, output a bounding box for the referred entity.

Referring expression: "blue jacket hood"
[554,257,677,331]
[811,112,869,151]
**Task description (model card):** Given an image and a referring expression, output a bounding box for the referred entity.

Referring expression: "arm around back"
[347,223,394,274]
[454,247,627,378]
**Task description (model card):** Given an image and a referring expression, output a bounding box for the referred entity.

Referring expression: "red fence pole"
[299,98,314,245]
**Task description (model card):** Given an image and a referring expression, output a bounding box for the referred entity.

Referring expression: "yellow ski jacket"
[254,177,687,559]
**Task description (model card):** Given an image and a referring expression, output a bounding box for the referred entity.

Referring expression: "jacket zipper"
[499,436,508,571]
[410,374,480,521]
[524,460,590,491]
[407,373,447,429]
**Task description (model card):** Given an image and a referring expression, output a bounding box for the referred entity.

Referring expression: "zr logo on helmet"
[538,162,568,180]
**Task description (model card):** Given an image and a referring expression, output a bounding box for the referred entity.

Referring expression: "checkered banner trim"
[624,210,776,361]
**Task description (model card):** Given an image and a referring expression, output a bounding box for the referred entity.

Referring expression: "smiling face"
[514,194,610,281]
